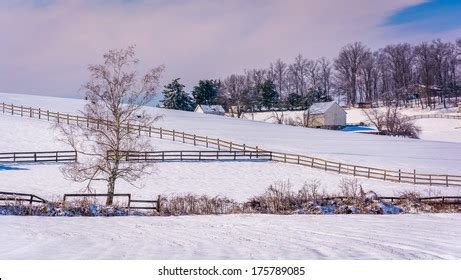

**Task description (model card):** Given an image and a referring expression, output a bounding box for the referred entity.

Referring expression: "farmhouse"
[304,101,346,129]
[194,104,225,116]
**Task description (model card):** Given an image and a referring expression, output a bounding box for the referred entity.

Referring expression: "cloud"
[0,0,458,98]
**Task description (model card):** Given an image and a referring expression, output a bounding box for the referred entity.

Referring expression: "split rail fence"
[0,151,77,163]
[110,150,272,162]
[0,191,48,204]
[2,191,461,210]
[405,114,461,121]
[63,193,160,211]
[2,102,461,187]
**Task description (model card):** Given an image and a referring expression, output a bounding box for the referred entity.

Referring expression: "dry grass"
[1,180,459,216]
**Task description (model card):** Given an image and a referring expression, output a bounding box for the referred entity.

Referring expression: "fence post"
[230,142,233,151]
[325,161,327,171]
[284,154,287,163]
[157,195,161,213]
[429,175,432,186]
[38,108,41,119]
[173,130,175,141]
[446,175,449,187]
[183,132,186,143]
[338,163,341,174]
[55,152,58,162]
[206,136,208,148]
[413,169,416,184]
[149,127,152,137]
[180,151,183,161]
[21,105,23,117]
[367,168,370,178]
[57,112,60,123]
[243,144,246,152]
[67,114,69,124]
[384,170,387,181]
[34,152,37,162]
[138,125,141,136]
[398,169,401,182]
[193,134,196,146]
[2,102,4,113]
[353,166,356,176]
[218,139,220,150]
[311,158,314,168]
[160,127,163,139]
[199,151,201,161]
[29,107,32,118]
[256,146,259,159]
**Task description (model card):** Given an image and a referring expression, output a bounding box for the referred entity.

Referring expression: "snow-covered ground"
[1,92,461,174]
[1,214,459,259]
[414,118,461,143]
[1,92,461,260]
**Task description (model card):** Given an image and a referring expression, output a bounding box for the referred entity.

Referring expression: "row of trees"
[162,38,461,114]
[335,39,460,109]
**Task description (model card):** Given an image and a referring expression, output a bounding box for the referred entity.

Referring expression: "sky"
[0,0,460,99]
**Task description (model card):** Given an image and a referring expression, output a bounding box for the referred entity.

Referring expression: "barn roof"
[196,104,225,114]
[306,101,338,115]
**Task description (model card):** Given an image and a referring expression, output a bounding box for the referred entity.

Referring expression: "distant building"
[357,102,372,109]
[194,105,225,116]
[458,102,461,113]
[304,101,347,129]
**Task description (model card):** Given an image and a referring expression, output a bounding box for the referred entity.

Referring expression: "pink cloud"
[1,0,457,98]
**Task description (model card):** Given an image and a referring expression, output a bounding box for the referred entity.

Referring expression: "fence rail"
[405,114,461,121]
[63,193,160,211]
[0,150,77,163]
[0,191,48,204]
[110,150,272,162]
[2,102,461,187]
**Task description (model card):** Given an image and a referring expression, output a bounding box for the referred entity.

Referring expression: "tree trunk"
[106,176,116,206]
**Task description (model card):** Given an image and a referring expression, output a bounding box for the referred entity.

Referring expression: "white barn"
[194,105,225,116]
[304,101,346,129]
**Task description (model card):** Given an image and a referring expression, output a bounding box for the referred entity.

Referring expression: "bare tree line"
[217,38,461,114]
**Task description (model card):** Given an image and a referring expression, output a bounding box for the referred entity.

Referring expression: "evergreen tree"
[192,79,220,105]
[286,93,303,109]
[162,78,195,111]
[259,79,279,109]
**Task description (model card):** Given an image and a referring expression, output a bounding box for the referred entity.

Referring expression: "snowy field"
[1,92,461,174]
[1,92,461,260]
[0,214,459,259]
[1,100,460,200]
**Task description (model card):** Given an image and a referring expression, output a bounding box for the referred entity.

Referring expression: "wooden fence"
[0,150,77,163]
[0,191,48,204]
[2,190,460,210]
[63,193,160,211]
[2,102,461,187]
[110,150,272,162]
[405,114,461,121]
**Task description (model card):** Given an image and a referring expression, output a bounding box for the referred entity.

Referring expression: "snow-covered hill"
[1,92,461,260]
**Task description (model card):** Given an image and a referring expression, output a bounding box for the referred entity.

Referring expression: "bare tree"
[269,59,288,99]
[318,57,332,99]
[382,43,415,106]
[222,74,249,117]
[334,42,369,106]
[414,42,435,109]
[363,106,420,138]
[55,46,164,205]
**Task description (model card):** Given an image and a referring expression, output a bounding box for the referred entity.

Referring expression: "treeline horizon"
[161,38,461,114]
